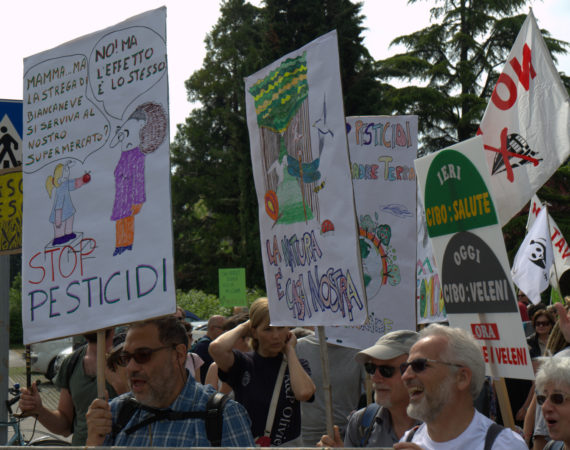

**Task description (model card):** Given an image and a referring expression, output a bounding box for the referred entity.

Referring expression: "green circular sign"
[424,150,497,237]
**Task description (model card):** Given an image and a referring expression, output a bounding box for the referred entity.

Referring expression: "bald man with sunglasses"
[317,330,420,447]
[85,316,254,447]
[395,324,527,450]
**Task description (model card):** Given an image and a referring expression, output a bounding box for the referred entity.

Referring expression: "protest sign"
[527,195,570,286]
[416,185,446,324]
[415,137,533,379]
[245,31,367,326]
[219,268,247,307]
[324,116,418,347]
[478,11,570,226]
[21,8,174,344]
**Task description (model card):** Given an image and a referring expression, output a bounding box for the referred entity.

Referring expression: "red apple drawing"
[83,172,91,183]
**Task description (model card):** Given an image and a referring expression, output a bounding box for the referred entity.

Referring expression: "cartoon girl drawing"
[45,160,90,246]
[110,102,167,256]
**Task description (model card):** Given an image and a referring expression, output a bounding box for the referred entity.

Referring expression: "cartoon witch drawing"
[45,160,91,246]
[110,102,167,256]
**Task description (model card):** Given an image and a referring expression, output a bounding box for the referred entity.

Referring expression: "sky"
[2,0,569,140]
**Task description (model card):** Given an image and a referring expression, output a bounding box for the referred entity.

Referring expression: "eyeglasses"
[535,321,551,327]
[399,358,464,375]
[118,345,174,366]
[536,392,570,406]
[364,362,397,378]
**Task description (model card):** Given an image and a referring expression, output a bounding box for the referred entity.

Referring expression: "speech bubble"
[88,26,167,120]
[23,55,111,173]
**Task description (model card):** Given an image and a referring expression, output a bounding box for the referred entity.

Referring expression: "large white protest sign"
[527,195,570,286]
[415,137,534,379]
[478,10,570,226]
[22,8,175,344]
[245,31,367,326]
[324,116,418,348]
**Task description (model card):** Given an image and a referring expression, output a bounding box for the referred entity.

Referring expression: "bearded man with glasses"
[395,324,527,450]
[317,330,420,447]
[85,316,255,447]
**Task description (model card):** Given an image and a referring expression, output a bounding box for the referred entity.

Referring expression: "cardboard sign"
[219,268,247,306]
[245,31,367,326]
[415,137,534,380]
[21,8,175,344]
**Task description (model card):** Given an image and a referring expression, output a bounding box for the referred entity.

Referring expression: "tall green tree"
[378,0,569,154]
[171,0,264,292]
[171,0,384,293]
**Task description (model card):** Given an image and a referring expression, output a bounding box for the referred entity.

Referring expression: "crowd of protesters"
[17,295,570,448]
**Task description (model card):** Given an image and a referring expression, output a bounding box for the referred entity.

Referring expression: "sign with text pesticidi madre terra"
[22,8,175,344]
[245,31,367,327]
[325,115,418,348]
[415,137,533,380]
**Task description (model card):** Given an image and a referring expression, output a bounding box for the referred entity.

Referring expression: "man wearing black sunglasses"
[85,316,255,447]
[317,330,420,447]
[395,324,527,449]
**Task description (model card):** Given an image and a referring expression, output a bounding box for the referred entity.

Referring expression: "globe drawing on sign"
[358,213,401,300]
[359,233,387,299]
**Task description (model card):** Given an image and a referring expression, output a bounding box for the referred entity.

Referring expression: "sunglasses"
[536,392,570,406]
[118,345,174,366]
[399,358,463,375]
[535,321,551,327]
[364,362,397,378]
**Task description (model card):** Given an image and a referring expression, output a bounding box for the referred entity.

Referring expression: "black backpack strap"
[405,425,421,442]
[111,391,229,446]
[206,392,230,446]
[484,422,504,450]
[110,394,139,439]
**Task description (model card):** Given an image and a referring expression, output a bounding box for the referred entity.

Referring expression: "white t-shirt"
[401,410,527,450]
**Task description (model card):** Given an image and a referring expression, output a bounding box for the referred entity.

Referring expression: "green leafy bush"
[176,289,232,320]
[176,287,266,320]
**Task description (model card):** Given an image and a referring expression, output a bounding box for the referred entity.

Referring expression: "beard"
[372,383,392,408]
[406,374,453,423]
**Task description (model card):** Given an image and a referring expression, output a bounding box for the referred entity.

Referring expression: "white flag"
[478,10,570,226]
[511,208,554,304]
[527,195,570,288]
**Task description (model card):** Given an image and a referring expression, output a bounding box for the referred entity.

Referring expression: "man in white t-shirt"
[394,324,527,450]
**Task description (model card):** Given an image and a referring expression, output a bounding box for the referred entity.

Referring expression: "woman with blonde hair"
[45,160,90,246]
[209,297,315,446]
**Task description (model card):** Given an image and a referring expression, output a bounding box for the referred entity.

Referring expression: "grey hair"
[535,357,570,393]
[419,323,485,401]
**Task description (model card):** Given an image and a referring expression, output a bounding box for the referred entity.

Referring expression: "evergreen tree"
[171,0,264,292]
[377,0,568,154]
